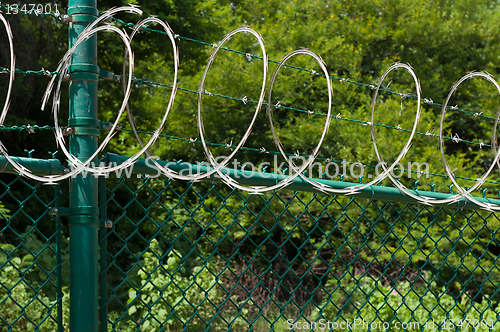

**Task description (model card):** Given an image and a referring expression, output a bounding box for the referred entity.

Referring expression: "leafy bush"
[0,244,69,331]
[317,271,500,331]
[119,239,219,331]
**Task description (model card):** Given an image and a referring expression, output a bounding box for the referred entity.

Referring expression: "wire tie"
[205,90,213,96]
[340,77,349,83]
[26,124,35,134]
[275,102,281,109]
[451,133,462,143]
[225,140,233,149]
[24,149,35,158]
[451,105,459,110]
[425,129,435,139]
[336,113,341,121]
[212,43,218,48]
[41,68,51,77]
[397,124,402,131]
[295,150,300,157]
[174,34,180,40]
[245,53,252,62]
[311,70,317,75]
[450,168,457,178]
[369,84,376,90]
[260,147,268,153]
[242,96,248,105]
[307,110,314,115]
[424,98,433,105]
[480,142,484,149]
[364,122,372,126]
[474,112,482,117]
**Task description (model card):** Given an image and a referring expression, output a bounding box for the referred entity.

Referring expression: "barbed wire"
[0,65,491,148]
[0,67,495,183]
[102,123,500,186]
[101,72,489,148]
[0,124,54,132]
[0,66,58,77]
[0,4,494,122]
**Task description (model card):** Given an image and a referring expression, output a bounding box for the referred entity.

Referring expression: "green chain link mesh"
[98,174,500,331]
[0,175,65,331]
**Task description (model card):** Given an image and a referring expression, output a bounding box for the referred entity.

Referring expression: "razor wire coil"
[0,7,499,208]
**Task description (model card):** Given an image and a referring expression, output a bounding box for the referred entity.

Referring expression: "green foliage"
[318,273,500,331]
[0,244,69,331]
[121,239,218,330]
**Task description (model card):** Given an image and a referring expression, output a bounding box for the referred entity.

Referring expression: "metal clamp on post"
[67,5,99,26]
[49,206,100,225]
[49,206,99,216]
[63,118,101,137]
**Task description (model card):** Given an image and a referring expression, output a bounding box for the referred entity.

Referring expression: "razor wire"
[0,7,499,208]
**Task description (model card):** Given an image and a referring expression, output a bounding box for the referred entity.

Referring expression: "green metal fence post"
[67,0,99,331]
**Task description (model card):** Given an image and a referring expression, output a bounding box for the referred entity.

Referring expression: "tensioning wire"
[111,17,496,122]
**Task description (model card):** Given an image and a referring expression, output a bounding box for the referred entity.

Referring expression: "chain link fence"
[98,174,500,331]
[0,175,66,331]
[1,171,500,331]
